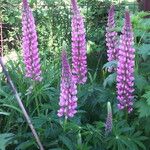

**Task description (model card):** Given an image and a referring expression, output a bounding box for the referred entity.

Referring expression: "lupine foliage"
[0,0,150,150]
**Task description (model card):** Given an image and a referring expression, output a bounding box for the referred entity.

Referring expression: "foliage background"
[0,0,150,150]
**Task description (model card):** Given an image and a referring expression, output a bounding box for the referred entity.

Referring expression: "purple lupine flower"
[105,102,112,135]
[22,0,42,81]
[116,9,135,113]
[106,5,118,72]
[57,50,78,118]
[0,22,3,56]
[71,0,87,84]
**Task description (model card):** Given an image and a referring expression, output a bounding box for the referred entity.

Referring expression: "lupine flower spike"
[105,102,113,136]
[0,22,3,56]
[71,0,87,84]
[58,50,78,118]
[22,0,42,81]
[116,7,135,113]
[106,5,118,72]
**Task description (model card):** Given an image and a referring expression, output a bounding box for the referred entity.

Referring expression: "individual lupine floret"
[116,8,135,113]
[57,50,78,118]
[105,102,113,135]
[106,5,118,72]
[71,0,87,84]
[22,0,42,81]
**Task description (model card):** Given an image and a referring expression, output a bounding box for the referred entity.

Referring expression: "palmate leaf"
[135,101,150,118]
[142,91,150,105]
[140,117,150,134]
[135,91,150,118]
[15,140,35,150]
[107,120,147,150]
[137,44,150,60]
[103,61,117,70]
[0,133,14,150]
[103,73,116,88]
[108,124,147,150]
[134,74,148,91]
[59,135,75,150]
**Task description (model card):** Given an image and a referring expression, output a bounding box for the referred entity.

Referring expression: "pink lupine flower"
[22,0,42,81]
[58,50,78,118]
[0,22,3,56]
[105,102,112,135]
[106,5,118,72]
[71,0,87,84]
[116,9,135,113]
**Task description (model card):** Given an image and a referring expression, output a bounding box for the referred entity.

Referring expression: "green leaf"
[59,135,75,150]
[142,91,150,105]
[135,101,150,118]
[0,111,10,116]
[0,133,14,150]
[103,61,117,70]
[137,44,150,60]
[1,104,22,114]
[135,75,148,91]
[103,73,116,88]
[15,140,35,150]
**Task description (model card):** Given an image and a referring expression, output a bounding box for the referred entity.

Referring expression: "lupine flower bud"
[105,102,113,136]
[116,9,135,113]
[57,50,78,118]
[22,0,42,81]
[71,0,87,84]
[106,5,118,72]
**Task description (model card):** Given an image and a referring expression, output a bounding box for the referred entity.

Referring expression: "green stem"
[63,117,67,132]
[31,81,40,116]
[35,97,40,116]
[125,108,128,122]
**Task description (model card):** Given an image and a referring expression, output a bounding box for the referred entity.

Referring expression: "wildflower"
[105,102,113,136]
[22,0,42,81]
[0,22,3,56]
[71,0,87,84]
[116,8,135,113]
[106,5,118,72]
[58,50,78,118]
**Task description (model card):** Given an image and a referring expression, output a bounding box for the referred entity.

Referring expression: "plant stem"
[125,108,128,122]
[0,57,44,150]
[35,97,40,116]
[63,116,68,132]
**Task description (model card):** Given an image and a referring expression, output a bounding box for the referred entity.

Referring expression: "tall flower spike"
[106,5,118,72]
[22,0,42,81]
[0,22,3,56]
[105,102,113,136]
[71,0,87,84]
[116,8,135,113]
[58,50,78,118]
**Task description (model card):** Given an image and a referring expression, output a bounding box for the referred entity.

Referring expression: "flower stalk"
[116,8,135,113]
[106,5,118,72]
[71,0,87,84]
[58,50,78,118]
[22,0,42,81]
[0,14,3,56]
[105,102,113,136]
